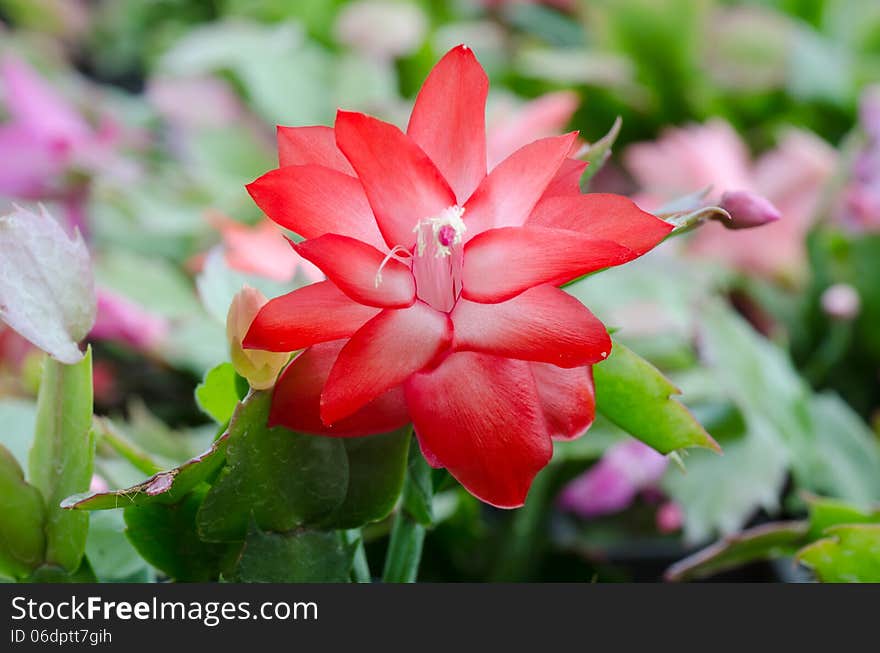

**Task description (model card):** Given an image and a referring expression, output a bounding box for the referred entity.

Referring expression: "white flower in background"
[0,205,96,364]
[334,1,427,59]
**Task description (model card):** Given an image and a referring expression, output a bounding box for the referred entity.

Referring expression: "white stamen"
[374,245,413,287]
[412,205,466,257]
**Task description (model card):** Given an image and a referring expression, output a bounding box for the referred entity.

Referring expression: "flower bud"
[719,190,782,230]
[821,283,861,321]
[226,286,289,390]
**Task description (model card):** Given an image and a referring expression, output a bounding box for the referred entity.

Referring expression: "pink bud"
[227,286,290,390]
[656,501,683,533]
[719,190,782,230]
[821,283,861,321]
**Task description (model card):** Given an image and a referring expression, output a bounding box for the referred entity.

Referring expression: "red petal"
[335,110,456,248]
[270,341,410,436]
[243,281,380,352]
[541,158,587,199]
[404,352,551,508]
[462,226,635,303]
[463,134,578,238]
[407,45,488,204]
[277,125,354,175]
[451,284,611,367]
[527,194,673,255]
[530,362,595,440]
[246,164,387,250]
[321,302,453,425]
[294,234,415,309]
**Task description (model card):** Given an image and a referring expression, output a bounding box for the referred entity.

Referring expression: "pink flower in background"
[559,439,670,519]
[147,76,244,130]
[206,211,323,283]
[487,91,580,169]
[90,289,169,351]
[837,86,880,231]
[625,119,836,279]
[0,56,126,233]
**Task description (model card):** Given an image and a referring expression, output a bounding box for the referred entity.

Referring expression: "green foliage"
[62,432,229,511]
[230,526,353,583]
[321,429,412,530]
[0,445,46,579]
[29,350,95,573]
[195,363,243,424]
[593,339,719,455]
[797,525,880,582]
[125,487,227,582]
[196,392,349,541]
[666,521,808,582]
[667,496,880,582]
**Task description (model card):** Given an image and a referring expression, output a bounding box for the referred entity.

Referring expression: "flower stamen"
[374,245,413,287]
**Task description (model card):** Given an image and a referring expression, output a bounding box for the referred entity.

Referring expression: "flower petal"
[335,110,456,248]
[243,281,380,352]
[404,351,551,508]
[276,125,354,174]
[541,158,588,199]
[294,234,415,308]
[463,133,578,237]
[270,340,410,436]
[321,302,452,425]
[246,164,387,251]
[462,226,635,303]
[407,45,488,203]
[527,194,673,255]
[530,362,595,440]
[451,284,611,367]
[487,90,579,168]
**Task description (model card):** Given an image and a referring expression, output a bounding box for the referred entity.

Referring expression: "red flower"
[244,46,671,508]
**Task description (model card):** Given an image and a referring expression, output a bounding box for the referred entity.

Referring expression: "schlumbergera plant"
[1,46,727,584]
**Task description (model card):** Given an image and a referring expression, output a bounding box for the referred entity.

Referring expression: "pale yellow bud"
[226,286,289,390]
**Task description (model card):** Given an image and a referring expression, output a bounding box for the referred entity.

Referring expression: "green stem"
[93,417,163,476]
[382,443,433,583]
[344,529,372,583]
[491,466,555,581]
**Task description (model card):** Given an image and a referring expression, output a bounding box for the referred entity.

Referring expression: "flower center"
[410,205,466,312]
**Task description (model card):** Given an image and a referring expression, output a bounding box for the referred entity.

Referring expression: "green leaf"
[28,350,95,572]
[231,526,353,583]
[62,431,230,510]
[320,429,411,530]
[797,525,880,582]
[402,439,434,527]
[0,445,46,579]
[197,391,348,542]
[593,339,719,454]
[26,558,97,583]
[85,510,152,582]
[124,487,227,582]
[195,363,242,425]
[665,521,808,582]
[806,496,880,541]
[382,446,433,583]
[662,420,788,543]
[807,393,880,505]
[700,300,814,464]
